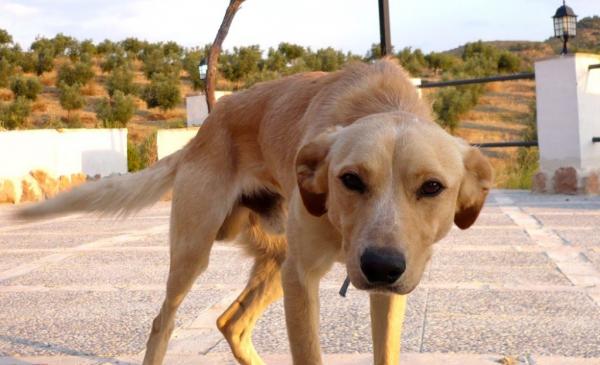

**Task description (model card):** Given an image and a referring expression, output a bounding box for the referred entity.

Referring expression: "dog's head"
[295,113,493,294]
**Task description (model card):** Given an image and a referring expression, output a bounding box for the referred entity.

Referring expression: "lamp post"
[553,1,577,55]
[198,58,207,80]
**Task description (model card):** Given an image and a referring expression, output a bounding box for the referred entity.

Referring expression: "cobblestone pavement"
[0,190,599,365]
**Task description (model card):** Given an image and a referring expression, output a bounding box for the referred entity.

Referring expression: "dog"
[16,59,493,365]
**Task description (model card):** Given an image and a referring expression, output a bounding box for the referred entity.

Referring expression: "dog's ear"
[454,147,494,229]
[295,131,337,217]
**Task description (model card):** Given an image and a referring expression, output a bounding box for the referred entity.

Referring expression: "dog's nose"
[360,247,406,284]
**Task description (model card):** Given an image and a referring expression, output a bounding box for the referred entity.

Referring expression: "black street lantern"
[553,0,577,55]
[198,58,208,80]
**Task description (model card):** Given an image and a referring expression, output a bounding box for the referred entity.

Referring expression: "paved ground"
[0,190,599,365]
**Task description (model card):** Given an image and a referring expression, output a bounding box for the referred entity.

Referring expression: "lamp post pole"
[378,0,392,57]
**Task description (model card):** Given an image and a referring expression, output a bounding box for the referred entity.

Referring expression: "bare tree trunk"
[205,0,245,112]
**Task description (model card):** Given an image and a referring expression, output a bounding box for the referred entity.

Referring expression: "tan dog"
[17,59,492,365]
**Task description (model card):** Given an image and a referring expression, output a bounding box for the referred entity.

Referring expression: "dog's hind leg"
[142,165,239,365]
[217,225,285,365]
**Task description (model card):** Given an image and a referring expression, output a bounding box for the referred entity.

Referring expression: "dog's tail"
[15,149,183,221]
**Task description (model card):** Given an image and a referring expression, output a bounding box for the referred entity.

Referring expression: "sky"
[0,0,598,55]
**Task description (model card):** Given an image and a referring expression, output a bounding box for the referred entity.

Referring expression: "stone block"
[70,173,87,187]
[30,169,59,198]
[21,175,43,202]
[584,172,599,195]
[531,171,547,193]
[58,175,71,192]
[0,178,22,204]
[552,166,577,194]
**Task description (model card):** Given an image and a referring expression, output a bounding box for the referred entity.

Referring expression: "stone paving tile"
[532,214,600,227]
[522,207,600,215]
[426,289,600,317]
[116,232,169,247]
[469,214,515,226]
[3,248,257,288]
[0,252,48,273]
[440,227,532,245]
[3,251,170,287]
[475,206,505,214]
[426,265,571,286]
[0,232,117,250]
[555,229,600,248]
[210,287,427,355]
[421,314,600,357]
[584,250,600,272]
[0,289,227,356]
[430,250,552,268]
[8,217,168,235]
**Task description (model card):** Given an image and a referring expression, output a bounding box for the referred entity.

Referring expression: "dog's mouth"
[348,277,417,295]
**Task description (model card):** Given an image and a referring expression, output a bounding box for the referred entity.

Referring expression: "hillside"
[0,16,598,186]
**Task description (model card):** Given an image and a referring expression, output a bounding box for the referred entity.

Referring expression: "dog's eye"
[339,173,366,193]
[419,180,444,197]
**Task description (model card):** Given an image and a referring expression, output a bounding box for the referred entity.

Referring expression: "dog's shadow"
[0,335,138,365]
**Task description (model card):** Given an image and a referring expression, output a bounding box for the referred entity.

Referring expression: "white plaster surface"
[156,128,199,160]
[186,91,232,127]
[535,54,600,173]
[0,129,127,179]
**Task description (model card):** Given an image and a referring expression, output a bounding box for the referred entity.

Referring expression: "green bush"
[18,52,37,73]
[57,62,95,86]
[0,97,31,129]
[0,58,13,88]
[0,29,12,46]
[58,82,85,121]
[142,48,181,79]
[34,46,55,75]
[101,50,129,73]
[142,73,181,111]
[96,90,136,128]
[10,76,42,100]
[432,85,483,133]
[497,51,521,73]
[128,133,157,172]
[106,66,137,96]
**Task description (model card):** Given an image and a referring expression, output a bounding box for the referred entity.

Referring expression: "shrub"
[101,50,129,73]
[106,66,137,97]
[0,29,12,46]
[497,51,521,73]
[96,90,136,128]
[432,85,483,133]
[18,52,37,73]
[10,76,42,100]
[142,48,181,79]
[58,82,85,121]
[57,62,95,87]
[0,58,13,88]
[142,73,181,111]
[128,133,157,172]
[35,46,55,75]
[0,97,31,129]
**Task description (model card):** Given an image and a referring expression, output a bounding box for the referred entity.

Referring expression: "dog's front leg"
[282,257,326,365]
[370,293,407,365]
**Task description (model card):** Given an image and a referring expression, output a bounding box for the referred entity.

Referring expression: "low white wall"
[186,91,232,127]
[0,129,127,179]
[156,128,199,160]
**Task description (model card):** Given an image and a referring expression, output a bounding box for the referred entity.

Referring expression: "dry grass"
[454,80,536,189]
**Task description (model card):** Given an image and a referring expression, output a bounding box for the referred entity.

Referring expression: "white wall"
[535,54,600,173]
[156,128,199,160]
[0,129,127,179]
[186,91,232,127]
